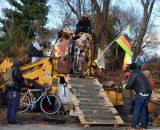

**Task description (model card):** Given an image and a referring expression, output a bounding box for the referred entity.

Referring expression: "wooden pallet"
[65,77,124,125]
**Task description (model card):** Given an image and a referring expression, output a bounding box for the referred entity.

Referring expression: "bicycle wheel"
[40,95,61,115]
[19,93,30,113]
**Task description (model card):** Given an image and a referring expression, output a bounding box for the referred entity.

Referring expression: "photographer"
[30,35,46,63]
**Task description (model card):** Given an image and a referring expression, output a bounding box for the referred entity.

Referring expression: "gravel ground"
[0,112,159,130]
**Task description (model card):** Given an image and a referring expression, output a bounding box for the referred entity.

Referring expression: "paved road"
[0,124,160,130]
[1,125,82,130]
[0,124,126,130]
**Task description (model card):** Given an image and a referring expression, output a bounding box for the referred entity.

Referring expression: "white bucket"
[57,84,70,104]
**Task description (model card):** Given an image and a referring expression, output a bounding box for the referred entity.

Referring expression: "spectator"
[126,63,152,130]
[6,59,26,124]
[135,51,148,66]
[30,35,46,63]
[75,15,92,35]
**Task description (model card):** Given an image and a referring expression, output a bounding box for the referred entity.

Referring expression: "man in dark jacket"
[126,63,152,130]
[75,15,92,35]
[7,60,26,124]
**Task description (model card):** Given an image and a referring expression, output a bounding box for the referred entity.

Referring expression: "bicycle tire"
[19,93,30,113]
[40,95,61,115]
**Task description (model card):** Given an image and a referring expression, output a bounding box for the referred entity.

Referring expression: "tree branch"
[66,0,80,18]
[91,0,101,15]
[141,0,145,7]
[78,0,81,16]
[148,0,155,18]
[103,0,110,21]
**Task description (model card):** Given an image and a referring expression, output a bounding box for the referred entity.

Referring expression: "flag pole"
[96,26,128,60]
[84,26,129,75]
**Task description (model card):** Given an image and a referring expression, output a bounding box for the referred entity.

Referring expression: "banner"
[95,48,105,69]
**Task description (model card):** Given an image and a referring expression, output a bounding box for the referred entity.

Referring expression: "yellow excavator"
[0,30,97,93]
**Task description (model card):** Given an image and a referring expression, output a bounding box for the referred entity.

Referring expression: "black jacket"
[76,19,91,32]
[126,69,152,94]
[11,61,25,91]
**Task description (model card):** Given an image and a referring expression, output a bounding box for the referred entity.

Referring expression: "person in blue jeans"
[135,51,148,66]
[6,59,26,124]
[7,90,20,124]
[126,63,152,130]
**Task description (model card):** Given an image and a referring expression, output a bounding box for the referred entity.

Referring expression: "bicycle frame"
[21,88,46,110]
[20,86,61,114]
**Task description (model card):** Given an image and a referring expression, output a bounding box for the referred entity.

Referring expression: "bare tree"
[51,0,157,54]
[53,0,112,48]
[136,0,156,54]
[91,0,110,47]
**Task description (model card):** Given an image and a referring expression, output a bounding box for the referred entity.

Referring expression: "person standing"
[126,63,152,130]
[75,15,92,35]
[7,60,26,124]
[30,35,45,63]
[135,51,148,66]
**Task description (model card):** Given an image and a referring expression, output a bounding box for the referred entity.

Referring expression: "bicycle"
[19,85,61,115]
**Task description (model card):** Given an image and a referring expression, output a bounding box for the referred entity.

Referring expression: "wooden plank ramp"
[65,77,124,125]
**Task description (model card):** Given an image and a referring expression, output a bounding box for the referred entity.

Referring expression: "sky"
[0,0,62,29]
[1,0,160,30]
[45,1,62,29]
[0,0,160,56]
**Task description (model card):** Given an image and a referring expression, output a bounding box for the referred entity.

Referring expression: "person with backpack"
[6,59,26,124]
[29,35,46,63]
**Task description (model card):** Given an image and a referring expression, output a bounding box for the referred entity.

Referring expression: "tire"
[19,93,30,113]
[40,95,61,115]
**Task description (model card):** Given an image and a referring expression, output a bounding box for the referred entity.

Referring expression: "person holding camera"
[30,35,46,63]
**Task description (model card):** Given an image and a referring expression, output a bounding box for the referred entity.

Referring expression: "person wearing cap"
[75,15,92,35]
[135,51,148,66]
[6,59,26,124]
[126,63,152,130]
[31,35,46,63]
